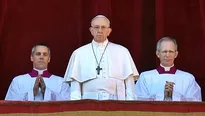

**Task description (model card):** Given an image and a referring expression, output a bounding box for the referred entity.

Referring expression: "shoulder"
[109,42,128,51]
[140,69,158,76]
[50,75,64,81]
[10,74,31,85]
[138,69,157,80]
[108,42,130,55]
[12,73,30,81]
[70,43,91,56]
[176,69,195,80]
[75,43,91,53]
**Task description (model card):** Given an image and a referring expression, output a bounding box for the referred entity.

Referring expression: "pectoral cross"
[96,65,102,75]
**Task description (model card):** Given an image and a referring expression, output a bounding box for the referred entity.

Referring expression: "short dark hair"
[31,43,51,56]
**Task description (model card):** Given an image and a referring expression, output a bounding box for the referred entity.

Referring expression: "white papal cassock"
[5,70,70,101]
[136,66,202,101]
[64,39,139,100]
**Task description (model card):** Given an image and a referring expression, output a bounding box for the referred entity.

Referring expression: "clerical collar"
[28,69,52,78]
[92,39,108,47]
[160,64,174,71]
[34,68,47,75]
[157,65,177,74]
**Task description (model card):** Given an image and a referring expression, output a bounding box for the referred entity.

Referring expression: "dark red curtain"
[0,0,204,100]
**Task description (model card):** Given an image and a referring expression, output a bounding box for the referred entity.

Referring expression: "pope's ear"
[89,27,94,35]
[30,55,33,62]
[107,28,112,36]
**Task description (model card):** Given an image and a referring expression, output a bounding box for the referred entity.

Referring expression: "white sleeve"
[184,76,202,101]
[125,75,136,100]
[43,82,70,101]
[135,73,149,99]
[136,73,166,101]
[135,73,157,101]
[70,81,81,100]
[5,80,29,101]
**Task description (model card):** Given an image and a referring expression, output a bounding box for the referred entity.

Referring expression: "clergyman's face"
[31,46,50,70]
[89,17,112,43]
[156,40,178,67]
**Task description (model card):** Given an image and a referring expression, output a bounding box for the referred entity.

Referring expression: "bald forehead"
[91,16,110,27]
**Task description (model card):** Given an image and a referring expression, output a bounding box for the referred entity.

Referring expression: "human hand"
[33,75,41,96]
[38,75,46,95]
[164,81,175,99]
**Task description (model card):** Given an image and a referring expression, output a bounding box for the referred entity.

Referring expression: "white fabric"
[5,74,70,101]
[64,39,138,100]
[136,69,202,101]
[33,68,47,75]
[70,81,81,100]
[160,64,174,71]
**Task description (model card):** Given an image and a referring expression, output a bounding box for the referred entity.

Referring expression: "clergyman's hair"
[31,43,51,56]
[156,37,178,51]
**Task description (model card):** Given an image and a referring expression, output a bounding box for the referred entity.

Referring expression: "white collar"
[92,39,109,47]
[33,68,47,75]
[160,64,174,71]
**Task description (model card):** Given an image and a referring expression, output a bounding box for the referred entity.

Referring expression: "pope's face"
[31,46,50,70]
[156,40,178,67]
[90,17,112,43]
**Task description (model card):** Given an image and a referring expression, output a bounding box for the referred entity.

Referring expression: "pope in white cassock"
[64,15,139,100]
[136,37,202,101]
[5,43,70,101]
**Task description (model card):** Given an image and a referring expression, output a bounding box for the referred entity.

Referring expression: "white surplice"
[5,74,70,101]
[64,39,139,100]
[136,69,202,101]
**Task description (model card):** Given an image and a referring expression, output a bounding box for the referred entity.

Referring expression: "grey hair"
[91,15,110,27]
[156,37,178,51]
[31,43,51,56]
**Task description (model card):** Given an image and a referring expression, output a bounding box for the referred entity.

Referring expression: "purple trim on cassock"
[28,70,52,78]
[157,65,177,74]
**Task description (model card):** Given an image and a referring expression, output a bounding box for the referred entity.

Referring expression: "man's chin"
[94,37,105,43]
[163,63,173,67]
[35,66,47,70]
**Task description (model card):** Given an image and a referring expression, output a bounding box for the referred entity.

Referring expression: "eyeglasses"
[92,25,109,30]
[159,50,176,54]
